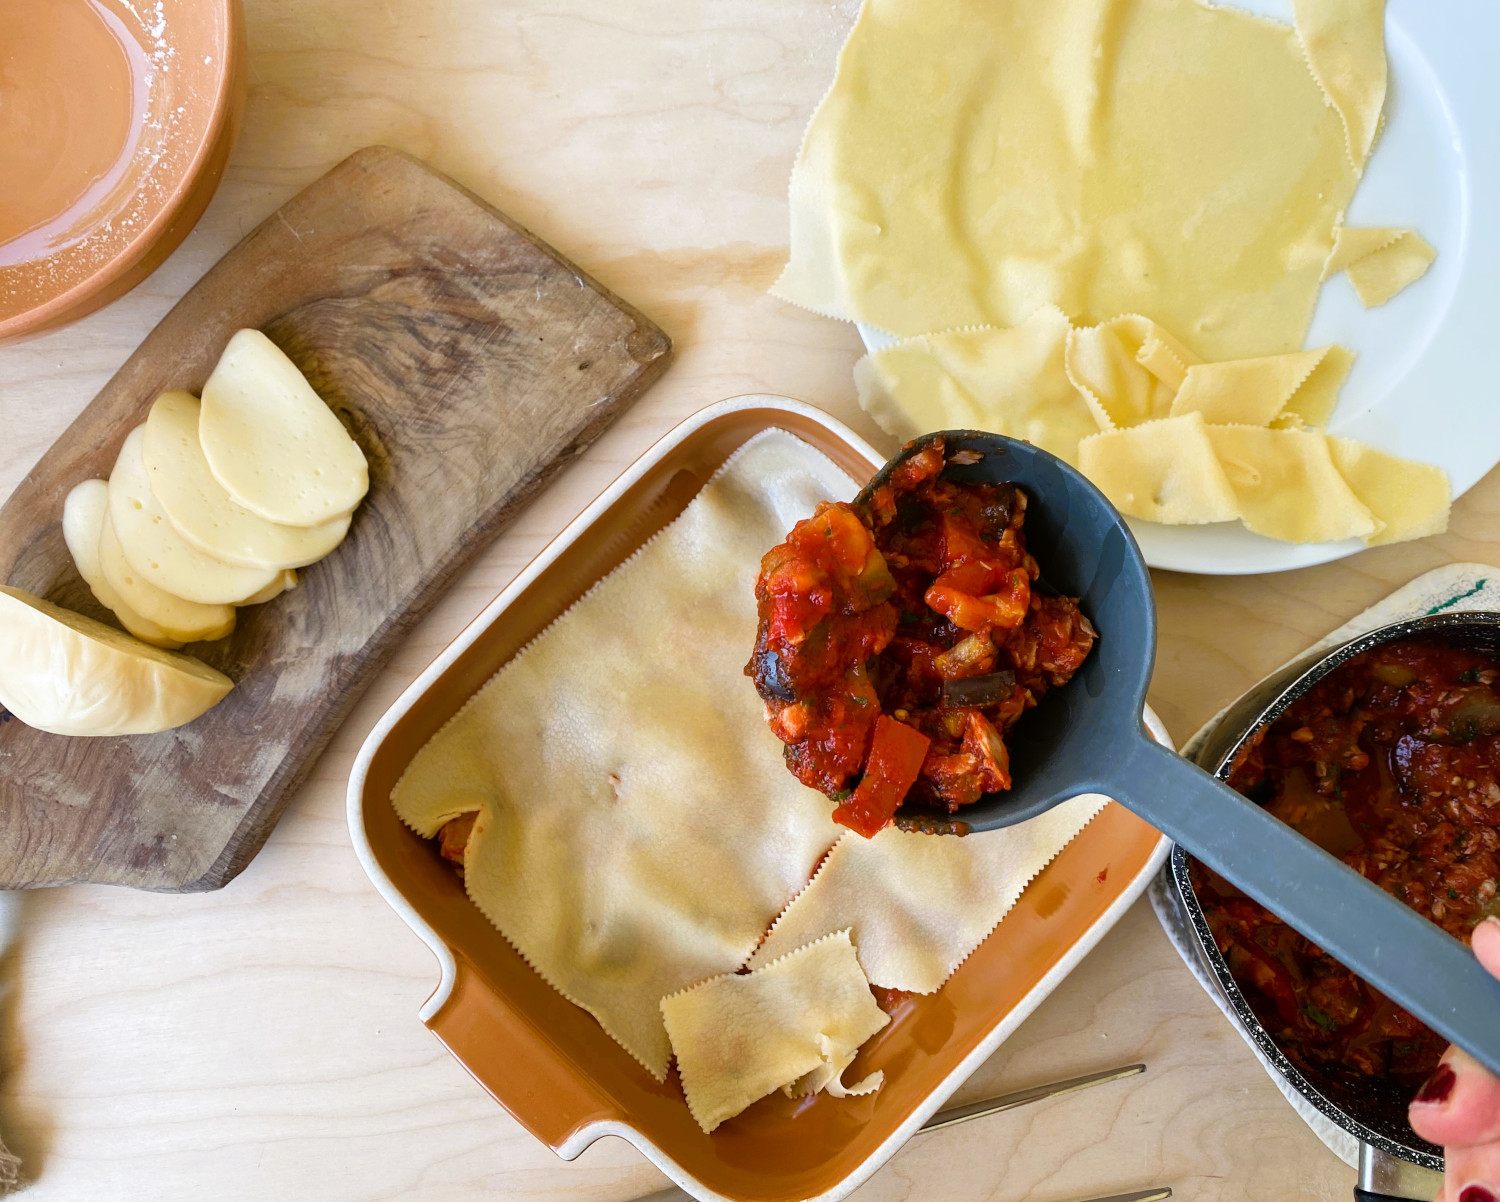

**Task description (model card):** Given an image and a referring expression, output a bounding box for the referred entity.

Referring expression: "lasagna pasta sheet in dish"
[390,428,1122,1128]
[749,795,1111,993]
[661,930,890,1134]
[392,431,850,1079]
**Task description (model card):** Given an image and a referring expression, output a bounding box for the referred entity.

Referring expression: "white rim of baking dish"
[346,393,1174,1202]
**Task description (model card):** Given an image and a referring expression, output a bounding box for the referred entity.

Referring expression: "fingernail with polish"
[1414,1063,1456,1105]
[1457,1186,1497,1202]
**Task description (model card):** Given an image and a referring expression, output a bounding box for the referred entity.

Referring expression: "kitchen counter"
[1,1,1489,1198]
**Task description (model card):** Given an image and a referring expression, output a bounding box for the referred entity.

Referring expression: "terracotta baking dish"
[0,0,246,344]
[348,396,1172,1202]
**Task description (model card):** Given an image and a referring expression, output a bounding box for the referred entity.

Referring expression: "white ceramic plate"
[859,0,1498,576]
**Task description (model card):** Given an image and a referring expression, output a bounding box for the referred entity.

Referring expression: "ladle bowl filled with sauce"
[0,0,245,343]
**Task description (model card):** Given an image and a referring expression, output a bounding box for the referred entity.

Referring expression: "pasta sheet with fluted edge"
[390,430,849,1079]
[661,930,890,1133]
[748,794,1112,993]
[775,0,1360,360]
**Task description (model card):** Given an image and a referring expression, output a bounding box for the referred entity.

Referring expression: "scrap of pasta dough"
[661,930,890,1133]
[1169,347,1350,429]
[775,0,1360,360]
[1324,226,1437,308]
[853,306,1102,466]
[1066,316,1196,431]
[1078,414,1240,526]
[391,431,847,1079]
[1329,437,1450,546]
[1069,315,1355,432]
[1293,0,1387,171]
[748,795,1111,993]
[1204,425,1377,543]
[1270,345,1356,428]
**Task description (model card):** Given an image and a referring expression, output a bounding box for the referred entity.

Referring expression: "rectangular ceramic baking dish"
[347,395,1173,1202]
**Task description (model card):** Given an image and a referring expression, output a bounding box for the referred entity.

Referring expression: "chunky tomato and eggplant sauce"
[1194,638,1500,1099]
[746,438,1096,838]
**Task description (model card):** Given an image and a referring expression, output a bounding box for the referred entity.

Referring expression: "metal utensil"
[635,1062,1160,1202]
[854,431,1500,1077]
[918,1062,1145,1132]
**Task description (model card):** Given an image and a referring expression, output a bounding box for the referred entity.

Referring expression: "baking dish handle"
[425,957,623,1154]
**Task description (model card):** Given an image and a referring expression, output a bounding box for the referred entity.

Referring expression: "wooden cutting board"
[0,146,671,892]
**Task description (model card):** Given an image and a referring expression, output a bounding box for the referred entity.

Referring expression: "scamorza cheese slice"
[143,391,351,570]
[392,430,848,1079]
[63,480,184,650]
[748,795,1111,993]
[661,930,890,1133]
[236,570,298,607]
[0,587,232,736]
[97,508,236,644]
[108,427,282,606]
[200,329,369,527]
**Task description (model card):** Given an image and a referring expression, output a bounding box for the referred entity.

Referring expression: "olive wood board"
[0,145,671,891]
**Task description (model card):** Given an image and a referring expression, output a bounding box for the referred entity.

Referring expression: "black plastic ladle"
[861,430,1500,1078]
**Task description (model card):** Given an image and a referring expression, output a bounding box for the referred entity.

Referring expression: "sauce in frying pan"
[1194,639,1500,1092]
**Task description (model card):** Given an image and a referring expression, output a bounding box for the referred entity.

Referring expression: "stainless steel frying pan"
[1163,610,1500,1201]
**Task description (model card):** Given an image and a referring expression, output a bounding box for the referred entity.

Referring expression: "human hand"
[1409,916,1500,1202]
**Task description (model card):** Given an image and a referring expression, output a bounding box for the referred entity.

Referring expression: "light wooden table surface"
[1,1,1488,1199]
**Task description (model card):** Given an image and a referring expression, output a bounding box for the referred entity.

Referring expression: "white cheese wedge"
[236,569,297,607]
[199,329,369,527]
[62,479,184,649]
[0,586,232,736]
[97,507,236,644]
[108,426,281,606]
[143,391,351,569]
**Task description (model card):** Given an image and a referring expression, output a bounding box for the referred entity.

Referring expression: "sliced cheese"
[200,329,369,527]
[98,507,236,644]
[62,480,183,649]
[236,570,297,607]
[0,586,232,736]
[108,426,280,606]
[143,391,351,570]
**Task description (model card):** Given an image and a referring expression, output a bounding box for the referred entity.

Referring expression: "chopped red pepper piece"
[833,715,932,838]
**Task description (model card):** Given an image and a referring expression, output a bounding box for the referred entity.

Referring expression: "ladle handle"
[1111,733,1500,1080]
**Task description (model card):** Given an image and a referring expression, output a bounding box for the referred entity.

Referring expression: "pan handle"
[1354,1191,1424,1202]
[1100,732,1500,1080]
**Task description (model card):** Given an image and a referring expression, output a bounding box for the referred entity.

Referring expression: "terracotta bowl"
[0,0,246,344]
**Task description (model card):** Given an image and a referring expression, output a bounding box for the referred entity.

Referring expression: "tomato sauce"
[1195,638,1500,1097]
[746,437,1096,837]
